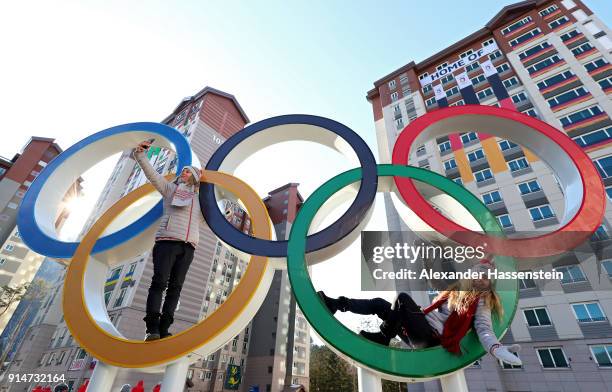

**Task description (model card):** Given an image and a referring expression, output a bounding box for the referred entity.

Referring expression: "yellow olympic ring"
[63,171,273,368]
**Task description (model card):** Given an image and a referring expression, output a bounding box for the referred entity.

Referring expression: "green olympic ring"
[287,164,518,379]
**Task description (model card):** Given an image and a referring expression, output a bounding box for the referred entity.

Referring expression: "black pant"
[145,240,195,327]
[345,293,438,346]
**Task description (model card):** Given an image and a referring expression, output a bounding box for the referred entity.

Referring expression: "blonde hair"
[434,279,503,318]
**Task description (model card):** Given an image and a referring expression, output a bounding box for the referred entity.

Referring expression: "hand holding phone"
[135,138,155,153]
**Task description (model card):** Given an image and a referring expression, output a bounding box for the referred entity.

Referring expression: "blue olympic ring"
[17,122,192,258]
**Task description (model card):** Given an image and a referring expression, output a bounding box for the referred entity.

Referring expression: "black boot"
[144,313,161,341]
[317,291,349,315]
[159,314,173,339]
[359,330,391,346]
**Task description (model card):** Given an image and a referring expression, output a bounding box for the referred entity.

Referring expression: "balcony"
[513,97,533,112]
[521,189,548,208]
[510,165,533,178]
[468,156,489,172]
[532,215,559,228]
[526,325,559,342]
[577,317,612,338]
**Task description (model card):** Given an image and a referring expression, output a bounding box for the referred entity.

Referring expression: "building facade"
[0,137,82,335]
[242,183,310,392]
[368,0,612,391]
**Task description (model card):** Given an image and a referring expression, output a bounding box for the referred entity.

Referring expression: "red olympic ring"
[392,105,606,258]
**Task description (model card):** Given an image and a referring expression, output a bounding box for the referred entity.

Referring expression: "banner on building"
[419,43,499,87]
[480,59,514,109]
[456,71,479,105]
[433,84,448,107]
[225,364,242,390]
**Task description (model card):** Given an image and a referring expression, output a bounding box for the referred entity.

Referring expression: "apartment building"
[367,0,612,390]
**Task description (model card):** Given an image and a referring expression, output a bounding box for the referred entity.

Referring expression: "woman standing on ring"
[133,140,201,341]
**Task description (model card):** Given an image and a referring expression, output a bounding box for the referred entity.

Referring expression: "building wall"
[369,0,612,391]
[0,138,81,335]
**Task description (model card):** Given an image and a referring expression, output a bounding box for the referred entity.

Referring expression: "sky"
[2,1,611,341]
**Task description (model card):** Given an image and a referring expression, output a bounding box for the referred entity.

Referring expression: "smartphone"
[143,138,155,150]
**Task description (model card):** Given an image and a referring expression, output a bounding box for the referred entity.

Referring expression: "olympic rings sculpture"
[17,108,605,377]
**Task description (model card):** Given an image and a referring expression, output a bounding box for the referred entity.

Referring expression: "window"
[477,88,494,100]
[592,225,610,241]
[598,76,612,91]
[503,77,519,89]
[416,145,426,154]
[441,74,454,84]
[572,126,612,147]
[519,42,552,60]
[454,178,463,186]
[508,157,529,172]
[584,57,609,73]
[536,70,574,90]
[482,38,495,47]
[524,307,552,326]
[422,84,433,94]
[489,50,503,61]
[466,62,480,72]
[436,62,448,71]
[393,104,401,114]
[471,74,486,85]
[425,97,437,106]
[501,16,533,35]
[496,63,510,74]
[446,86,459,97]
[467,149,485,162]
[419,72,429,81]
[536,347,569,368]
[591,345,612,367]
[594,155,612,178]
[519,272,537,289]
[511,91,528,104]
[560,29,580,42]
[509,28,542,47]
[482,190,502,205]
[572,302,606,322]
[527,54,563,75]
[460,49,474,58]
[571,42,594,56]
[549,16,570,29]
[395,118,404,130]
[388,80,397,90]
[607,187,612,201]
[498,140,518,151]
[559,105,603,128]
[497,214,513,228]
[4,244,14,252]
[529,204,554,221]
[474,168,493,183]
[113,288,127,307]
[461,132,478,144]
[539,4,559,17]
[438,140,451,153]
[556,264,586,284]
[390,92,399,102]
[522,108,538,117]
[450,99,465,106]
[500,352,522,369]
[444,159,457,171]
